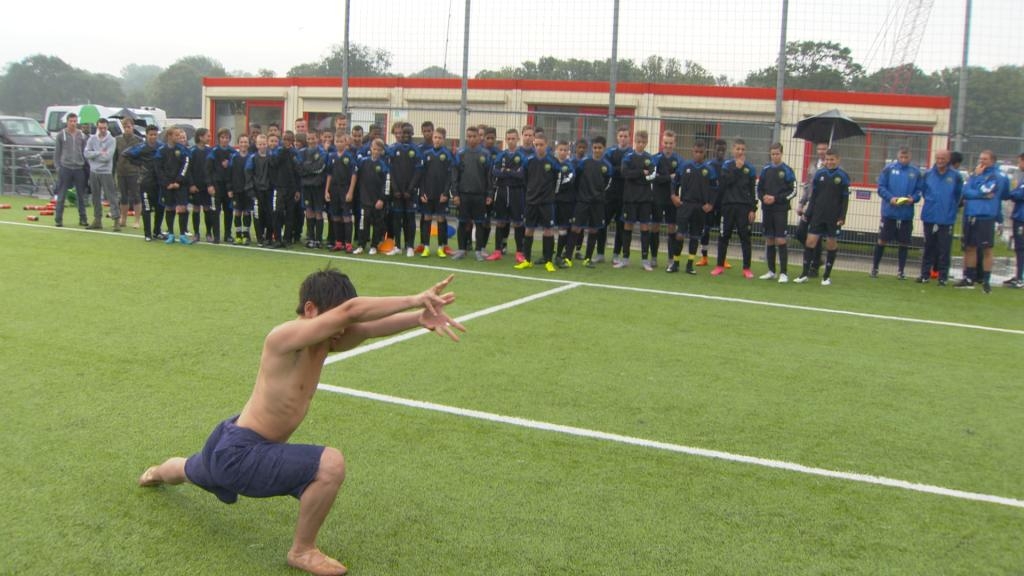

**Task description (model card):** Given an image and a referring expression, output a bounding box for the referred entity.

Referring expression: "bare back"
[236,323,332,443]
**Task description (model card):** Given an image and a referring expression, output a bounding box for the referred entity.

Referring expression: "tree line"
[1,41,1020,138]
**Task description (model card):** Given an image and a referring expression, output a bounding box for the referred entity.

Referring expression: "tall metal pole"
[459,0,471,143]
[606,0,620,145]
[773,0,789,143]
[953,0,971,151]
[342,0,350,117]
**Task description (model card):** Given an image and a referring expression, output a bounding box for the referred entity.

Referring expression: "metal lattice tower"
[881,0,936,93]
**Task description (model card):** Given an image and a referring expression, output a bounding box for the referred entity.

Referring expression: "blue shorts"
[184,416,324,504]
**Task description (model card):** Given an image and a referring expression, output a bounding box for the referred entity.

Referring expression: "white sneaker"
[777,273,789,284]
[759,271,776,280]
[593,254,605,264]
[385,246,401,256]
[369,247,378,255]
[641,259,654,272]
[613,258,629,269]
[406,247,415,257]
[352,246,364,255]
[793,275,808,284]
[821,277,832,286]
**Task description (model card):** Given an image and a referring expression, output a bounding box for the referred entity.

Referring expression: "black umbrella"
[793,109,864,147]
[109,107,139,120]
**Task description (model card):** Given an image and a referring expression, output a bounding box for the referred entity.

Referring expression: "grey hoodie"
[55,128,87,170]
[84,131,115,174]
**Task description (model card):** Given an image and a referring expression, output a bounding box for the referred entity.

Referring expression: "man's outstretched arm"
[267,275,457,353]
[329,306,466,352]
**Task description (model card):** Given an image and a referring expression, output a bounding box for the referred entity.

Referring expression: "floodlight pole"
[606,0,620,145]
[773,0,789,143]
[342,0,350,117]
[953,0,971,151]
[459,0,471,142]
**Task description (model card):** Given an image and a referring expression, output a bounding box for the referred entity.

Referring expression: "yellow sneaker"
[421,247,432,258]
[544,261,557,273]
[436,247,447,259]
[513,260,533,270]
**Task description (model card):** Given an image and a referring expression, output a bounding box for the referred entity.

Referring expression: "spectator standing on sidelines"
[353,139,390,255]
[206,129,239,243]
[796,142,828,276]
[598,127,631,264]
[53,112,89,228]
[652,130,683,269]
[155,128,194,245]
[122,125,162,240]
[757,142,797,282]
[419,128,454,258]
[668,140,717,275]
[385,123,423,257]
[795,149,850,286]
[565,136,611,268]
[114,117,142,230]
[956,150,1010,293]
[487,128,527,261]
[616,130,656,270]
[83,118,117,230]
[1006,153,1024,288]
[514,134,563,272]
[711,139,757,279]
[697,138,728,267]
[189,128,213,241]
[871,146,923,279]
[452,126,493,260]
[917,149,963,285]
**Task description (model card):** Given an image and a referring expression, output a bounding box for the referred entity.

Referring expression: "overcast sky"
[1,0,1018,82]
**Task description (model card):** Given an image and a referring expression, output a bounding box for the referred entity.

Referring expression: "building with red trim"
[202,76,951,236]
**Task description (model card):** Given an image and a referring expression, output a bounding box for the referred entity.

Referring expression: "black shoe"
[982,282,992,294]
[897,271,906,280]
[808,269,820,278]
[685,266,697,275]
[953,278,975,289]
[869,269,878,279]
[937,279,947,287]
[54,221,63,227]
[915,277,928,284]
[666,261,679,273]
[1002,278,1020,287]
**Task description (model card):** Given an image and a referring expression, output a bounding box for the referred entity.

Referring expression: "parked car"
[0,115,56,195]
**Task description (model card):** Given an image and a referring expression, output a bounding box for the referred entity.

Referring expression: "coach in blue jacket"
[917,149,963,285]
[871,146,923,279]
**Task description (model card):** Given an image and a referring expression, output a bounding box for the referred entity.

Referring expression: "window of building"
[210,99,284,144]
[661,117,774,168]
[528,105,635,146]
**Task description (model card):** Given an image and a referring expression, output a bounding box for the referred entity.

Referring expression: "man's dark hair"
[194,127,209,143]
[950,151,964,166]
[96,118,108,126]
[146,125,158,134]
[592,136,606,146]
[296,268,357,315]
[421,120,434,130]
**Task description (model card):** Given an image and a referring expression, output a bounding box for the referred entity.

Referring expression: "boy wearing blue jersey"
[206,128,238,244]
[419,128,454,257]
[452,126,492,260]
[668,140,717,274]
[711,139,757,278]
[122,125,162,241]
[353,139,390,255]
[566,137,611,267]
[616,130,656,270]
[155,128,194,245]
[652,130,683,268]
[325,133,358,253]
[795,149,849,285]
[757,143,797,282]
[487,128,527,262]
[514,135,568,272]
[386,123,424,256]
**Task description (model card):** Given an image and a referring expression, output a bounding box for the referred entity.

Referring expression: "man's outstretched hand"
[419,306,466,342]
[418,274,456,316]
[417,275,464,341]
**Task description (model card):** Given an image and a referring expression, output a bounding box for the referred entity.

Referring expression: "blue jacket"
[877,161,923,220]
[920,166,963,225]
[1008,175,1024,222]
[963,165,1010,219]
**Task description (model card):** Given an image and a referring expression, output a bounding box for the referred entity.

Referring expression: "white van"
[43,104,167,136]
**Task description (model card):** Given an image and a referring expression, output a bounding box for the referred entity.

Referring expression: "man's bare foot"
[287,548,348,576]
[138,466,162,487]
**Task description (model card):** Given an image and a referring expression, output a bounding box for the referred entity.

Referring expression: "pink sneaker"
[515,252,526,264]
[742,268,754,279]
[710,266,725,276]
[485,250,503,261]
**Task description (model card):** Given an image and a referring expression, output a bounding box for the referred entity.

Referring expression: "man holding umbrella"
[793,110,864,277]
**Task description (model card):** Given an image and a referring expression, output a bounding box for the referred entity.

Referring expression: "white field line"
[323,282,580,365]
[317,383,1024,510]
[5,220,1021,335]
